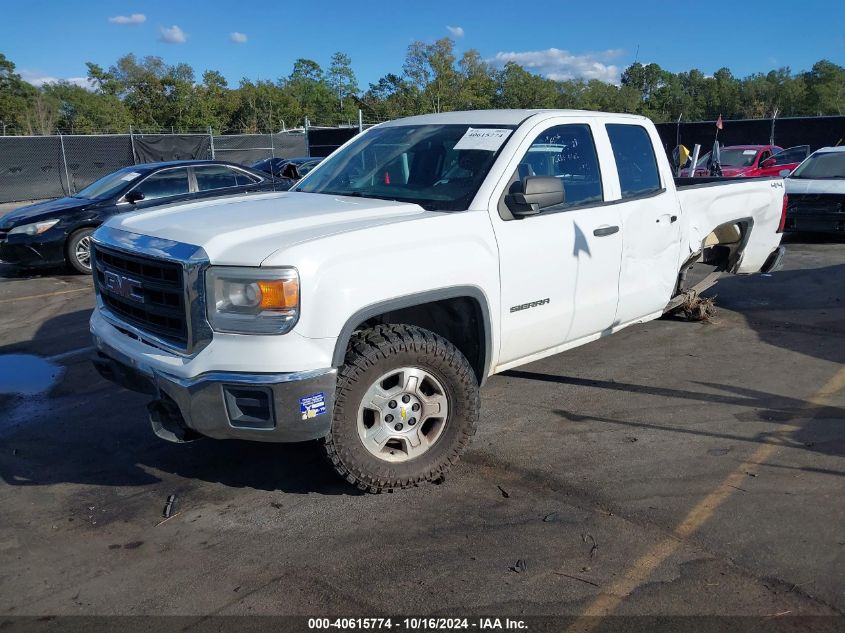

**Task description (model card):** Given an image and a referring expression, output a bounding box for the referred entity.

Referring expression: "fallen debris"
[582,533,599,558]
[155,513,180,527]
[163,494,177,518]
[680,291,717,322]
[554,572,599,587]
[497,485,510,499]
[509,559,527,573]
[542,513,557,522]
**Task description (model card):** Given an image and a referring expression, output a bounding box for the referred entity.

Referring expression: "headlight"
[205,267,299,334]
[8,219,60,236]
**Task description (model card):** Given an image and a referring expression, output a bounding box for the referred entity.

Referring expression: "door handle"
[671,215,678,223]
[593,225,619,237]
[656,214,679,224]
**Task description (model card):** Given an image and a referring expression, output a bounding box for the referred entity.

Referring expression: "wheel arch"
[331,286,493,385]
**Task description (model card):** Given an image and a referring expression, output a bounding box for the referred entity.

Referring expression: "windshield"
[74,167,143,199]
[717,148,760,167]
[294,124,516,211]
[790,152,845,179]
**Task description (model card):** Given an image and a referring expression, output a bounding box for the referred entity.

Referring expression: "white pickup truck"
[90,109,787,491]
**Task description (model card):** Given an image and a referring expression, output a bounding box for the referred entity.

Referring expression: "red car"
[680,144,811,178]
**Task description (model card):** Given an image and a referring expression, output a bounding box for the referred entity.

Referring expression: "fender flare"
[330,286,494,384]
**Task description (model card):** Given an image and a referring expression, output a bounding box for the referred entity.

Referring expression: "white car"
[89,109,788,491]
[784,146,845,234]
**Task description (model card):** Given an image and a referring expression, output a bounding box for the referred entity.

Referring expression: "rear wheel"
[67,228,95,274]
[324,324,479,492]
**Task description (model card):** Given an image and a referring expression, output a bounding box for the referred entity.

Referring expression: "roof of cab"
[378,109,649,127]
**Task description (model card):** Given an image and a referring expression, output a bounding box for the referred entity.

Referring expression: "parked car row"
[0,155,323,273]
[680,144,810,178]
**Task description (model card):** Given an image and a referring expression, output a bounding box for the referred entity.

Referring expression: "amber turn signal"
[257,278,299,310]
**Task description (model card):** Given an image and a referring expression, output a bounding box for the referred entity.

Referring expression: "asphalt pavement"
[0,236,843,624]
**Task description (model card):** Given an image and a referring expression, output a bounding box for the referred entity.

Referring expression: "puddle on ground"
[0,354,65,396]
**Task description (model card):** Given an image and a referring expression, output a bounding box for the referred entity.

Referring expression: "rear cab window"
[605,124,662,199]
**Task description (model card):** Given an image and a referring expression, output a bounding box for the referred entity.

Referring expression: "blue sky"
[2,0,843,89]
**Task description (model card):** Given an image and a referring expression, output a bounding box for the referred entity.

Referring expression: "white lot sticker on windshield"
[743,150,757,155]
[454,128,511,152]
[120,172,141,181]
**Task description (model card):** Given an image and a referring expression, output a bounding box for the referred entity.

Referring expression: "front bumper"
[0,232,67,267]
[92,336,336,443]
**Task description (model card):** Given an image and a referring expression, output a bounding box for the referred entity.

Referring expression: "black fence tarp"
[132,135,211,163]
[308,128,360,157]
[213,133,306,165]
[0,131,310,203]
[654,116,845,158]
[64,135,134,194]
[0,136,67,201]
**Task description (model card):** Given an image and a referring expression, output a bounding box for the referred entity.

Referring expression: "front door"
[491,121,624,367]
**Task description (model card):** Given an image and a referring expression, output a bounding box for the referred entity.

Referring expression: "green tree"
[494,62,558,109]
[327,52,359,123]
[804,60,845,115]
[0,52,36,134]
[403,38,460,113]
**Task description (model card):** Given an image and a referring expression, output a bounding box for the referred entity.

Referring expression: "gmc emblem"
[104,270,145,303]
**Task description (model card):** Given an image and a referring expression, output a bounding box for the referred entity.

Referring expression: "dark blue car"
[0,160,277,273]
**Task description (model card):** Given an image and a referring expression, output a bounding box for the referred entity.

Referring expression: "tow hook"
[147,396,202,443]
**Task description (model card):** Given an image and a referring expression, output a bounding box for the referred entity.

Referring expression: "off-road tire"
[324,324,479,493]
[67,227,95,274]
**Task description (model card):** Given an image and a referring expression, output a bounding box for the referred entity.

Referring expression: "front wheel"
[66,227,95,274]
[324,324,479,492]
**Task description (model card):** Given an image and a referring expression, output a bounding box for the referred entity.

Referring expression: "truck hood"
[105,191,428,265]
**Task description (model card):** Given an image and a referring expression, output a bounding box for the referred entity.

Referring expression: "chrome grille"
[93,244,189,349]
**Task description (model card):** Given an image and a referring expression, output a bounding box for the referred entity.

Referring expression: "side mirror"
[779,169,792,178]
[505,176,565,216]
[124,190,145,204]
[761,158,776,168]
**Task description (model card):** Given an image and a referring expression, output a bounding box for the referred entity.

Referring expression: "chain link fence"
[0,131,308,204]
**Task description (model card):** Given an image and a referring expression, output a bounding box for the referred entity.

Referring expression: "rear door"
[490,119,624,366]
[604,123,682,324]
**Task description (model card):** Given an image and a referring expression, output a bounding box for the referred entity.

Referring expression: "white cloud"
[230,31,248,43]
[108,13,146,25]
[446,25,464,38]
[21,71,94,89]
[158,24,187,44]
[491,47,624,84]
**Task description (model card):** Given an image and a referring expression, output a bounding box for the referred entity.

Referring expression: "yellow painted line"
[0,287,90,304]
[568,366,845,628]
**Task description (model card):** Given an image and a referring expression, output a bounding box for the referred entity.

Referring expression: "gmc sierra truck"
[90,109,787,492]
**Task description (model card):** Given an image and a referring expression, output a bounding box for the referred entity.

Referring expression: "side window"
[194,165,250,191]
[134,169,190,201]
[605,124,662,199]
[512,124,603,210]
[774,147,809,165]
